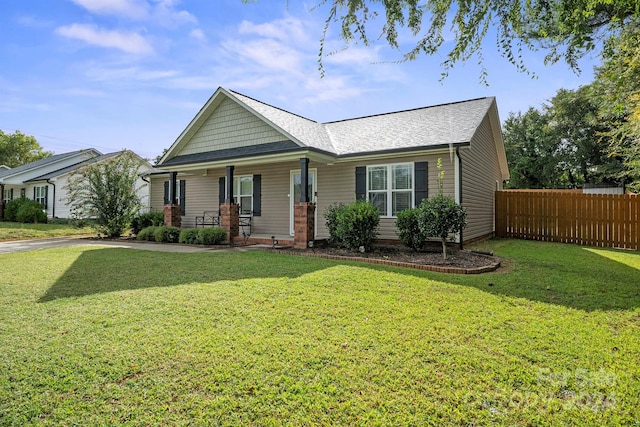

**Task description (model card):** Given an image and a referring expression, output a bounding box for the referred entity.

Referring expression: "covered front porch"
[161,157,319,249]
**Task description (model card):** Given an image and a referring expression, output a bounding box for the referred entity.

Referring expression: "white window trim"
[225,175,253,217]
[35,185,47,208]
[366,163,414,218]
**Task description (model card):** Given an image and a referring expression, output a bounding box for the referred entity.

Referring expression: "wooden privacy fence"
[495,190,639,250]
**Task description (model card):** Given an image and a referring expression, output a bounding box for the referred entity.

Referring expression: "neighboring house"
[0,149,152,220]
[153,87,510,247]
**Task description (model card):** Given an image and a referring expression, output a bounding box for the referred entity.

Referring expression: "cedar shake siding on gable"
[179,97,288,156]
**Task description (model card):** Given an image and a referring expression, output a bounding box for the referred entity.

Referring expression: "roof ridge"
[323,96,493,124]
[227,89,319,124]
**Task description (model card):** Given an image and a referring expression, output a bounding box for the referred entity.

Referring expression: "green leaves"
[65,151,144,237]
[316,0,638,83]
[0,130,52,168]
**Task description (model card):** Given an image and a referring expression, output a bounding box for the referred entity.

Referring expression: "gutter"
[46,179,56,218]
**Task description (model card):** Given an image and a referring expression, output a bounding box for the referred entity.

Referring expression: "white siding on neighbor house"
[179,97,288,156]
[152,153,457,240]
[459,114,504,242]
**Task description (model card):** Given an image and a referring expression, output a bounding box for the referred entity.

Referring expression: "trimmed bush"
[16,200,48,224]
[131,211,164,234]
[4,197,31,222]
[324,200,379,252]
[417,194,467,259]
[396,207,428,251]
[198,227,226,245]
[137,226,159,241]
[179,228,200,244]
[154,226,180,243]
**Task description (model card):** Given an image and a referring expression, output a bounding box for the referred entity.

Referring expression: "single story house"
[153,87,509,248]
[0,149,152,220]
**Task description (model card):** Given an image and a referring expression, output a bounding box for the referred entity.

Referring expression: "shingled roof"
[160,87,500,166]
[0,149,101,180]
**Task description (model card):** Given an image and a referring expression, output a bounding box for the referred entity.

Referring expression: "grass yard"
[1,239,639,426]
[0,222,94,241]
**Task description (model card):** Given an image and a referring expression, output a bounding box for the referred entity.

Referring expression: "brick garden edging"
[268,249,501,274]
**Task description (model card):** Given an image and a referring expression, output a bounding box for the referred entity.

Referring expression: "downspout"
[141,175,150,212]
[456,147,463,249]
[46,179,56,218]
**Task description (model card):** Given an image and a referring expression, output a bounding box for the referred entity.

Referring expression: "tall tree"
[312,0,638,80]
[591,20,640,191]
[65,151,144,237]
[0,130,52,167]
[503,108,564,188]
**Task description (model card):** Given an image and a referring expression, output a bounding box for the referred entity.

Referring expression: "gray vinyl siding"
[315,154,456,240]
[151,154,457,241]
[179,97,287,156]
[459,114,504,242]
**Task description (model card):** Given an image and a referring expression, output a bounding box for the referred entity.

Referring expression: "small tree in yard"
[65,151,144,238]
[396,158,467,259]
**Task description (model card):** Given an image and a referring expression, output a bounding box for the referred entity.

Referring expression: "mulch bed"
[271,245,501,274]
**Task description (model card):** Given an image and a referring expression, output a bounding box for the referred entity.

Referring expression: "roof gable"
[158,88,507,177]
[177,96,287,157]
[0,149,102,184]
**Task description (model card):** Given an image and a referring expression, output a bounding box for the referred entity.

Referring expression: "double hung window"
[367,163,413,217]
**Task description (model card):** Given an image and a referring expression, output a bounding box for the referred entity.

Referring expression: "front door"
[290,169,317,236]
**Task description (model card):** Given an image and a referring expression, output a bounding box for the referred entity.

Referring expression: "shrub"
[154,226,180,243]
[324,200,379,252]
[16,200,48,224]
[198,227,227,245]
[179,228,200,244]
[396,207,428,251]
[137,226,159,241]
[131,211,165,234]
[417,194,467,259]
[4,197,31,222]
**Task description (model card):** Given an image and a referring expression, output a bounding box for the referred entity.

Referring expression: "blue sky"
[1,0,600,161]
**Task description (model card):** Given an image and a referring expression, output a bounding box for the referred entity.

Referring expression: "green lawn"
[1,239,639,426]
[0,221,94,241]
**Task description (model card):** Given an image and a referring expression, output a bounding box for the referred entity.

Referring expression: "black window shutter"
[33,187,36,200]
[44,186,48,210]
[253,174,261,216]
[355,166,366,201]
[414,161,428,206]
[218,177,225,207]
[179,180,186,215]
[163,181,169,205]
[9,188,13,200]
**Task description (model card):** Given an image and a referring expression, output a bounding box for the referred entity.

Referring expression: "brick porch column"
[164,205,181,228]
[220,203,239,243]
[294,202,315,249]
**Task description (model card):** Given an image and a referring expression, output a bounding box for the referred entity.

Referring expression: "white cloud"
[68,0,149,19]
[55,24,154,55]
[68,0,196,28]
[189,28,206,42]
[221,38,304,74]
[84,65,179,82]
[238,17,309,44]
[152,0,197,27]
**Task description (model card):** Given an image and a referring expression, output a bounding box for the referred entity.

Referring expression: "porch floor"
[232,233,294,247]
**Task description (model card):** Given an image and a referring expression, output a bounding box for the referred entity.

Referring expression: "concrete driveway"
[0,237,262,254]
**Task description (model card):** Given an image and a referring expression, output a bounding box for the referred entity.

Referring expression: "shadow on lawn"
[408,244,640,312]
[39,247,330,302]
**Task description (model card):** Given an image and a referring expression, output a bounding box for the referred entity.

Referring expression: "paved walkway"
[0,237,266,254]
